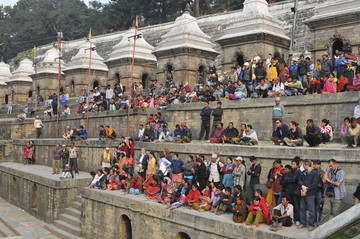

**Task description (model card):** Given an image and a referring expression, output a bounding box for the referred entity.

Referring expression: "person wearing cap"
[53,144,62,174]
[101,147,112,168]
[208,153,224,187]
[177,122,192,143]
[158,124,173,142]
[320,54,333,77]
[335,51,348,78]
[34,116,43,138]
[60,144,70,172]
[233,157,246,191]
[268,58,280,82]
[270,77,285,97]
[272,97,285,131]
[342,39,352,55]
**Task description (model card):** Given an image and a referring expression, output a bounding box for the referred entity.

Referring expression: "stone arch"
[141,71,149,89]
[93,80,99,89]
[31,184,38,209]
[117,214,132,239]
[333,40,343,56]
[175,232,191,239]
[71,80,75,93]
[11,177,17,200]
[233,50,245,67]
[5,95,8,104]
[197,62,206,77]
[326,33,346,57]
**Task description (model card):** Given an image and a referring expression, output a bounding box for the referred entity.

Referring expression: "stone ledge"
[0,162,91,189]
[81,188,310,239]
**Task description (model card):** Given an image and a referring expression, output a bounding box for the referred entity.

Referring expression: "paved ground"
[0,198,57,239]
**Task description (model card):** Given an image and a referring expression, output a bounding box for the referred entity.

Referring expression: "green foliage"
[0,0,247,62]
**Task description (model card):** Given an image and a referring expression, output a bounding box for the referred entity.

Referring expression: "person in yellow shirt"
[268,58,280,82]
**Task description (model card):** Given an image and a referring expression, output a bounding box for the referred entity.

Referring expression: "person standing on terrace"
[272,97,285,131]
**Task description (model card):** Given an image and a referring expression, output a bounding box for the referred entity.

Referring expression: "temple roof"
[153,7,218,54]
[106,28,157,63]
[218,0,290,42]
[65,41,108,72]
[8,58,34,83]
[36,47,65,75]
[0,61,12,86]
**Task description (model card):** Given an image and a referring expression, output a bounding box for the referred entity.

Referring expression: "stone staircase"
[45,196,82,239]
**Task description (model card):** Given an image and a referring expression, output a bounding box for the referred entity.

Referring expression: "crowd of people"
[85,147,359,232]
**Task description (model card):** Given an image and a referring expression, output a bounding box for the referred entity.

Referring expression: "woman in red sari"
[23,142,29,165]
[146,175,160,200]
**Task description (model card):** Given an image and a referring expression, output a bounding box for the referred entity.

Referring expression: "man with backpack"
[208,153,224,187]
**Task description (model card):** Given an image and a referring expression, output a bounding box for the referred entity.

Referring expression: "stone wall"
[81,188,310,239]
[4,92,359,142]
[0,162,90,223]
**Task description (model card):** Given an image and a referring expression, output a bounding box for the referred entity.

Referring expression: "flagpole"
[56,32,62,138]
[127,16,140,137]
[86,28,93,132]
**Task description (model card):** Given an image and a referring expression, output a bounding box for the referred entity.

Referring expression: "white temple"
[36,47,65,75]
[8,59,34,82]
[65,41,108,72]
[0,61,12,86]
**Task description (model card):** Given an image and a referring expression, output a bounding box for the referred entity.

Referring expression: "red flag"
[57,39,61,50]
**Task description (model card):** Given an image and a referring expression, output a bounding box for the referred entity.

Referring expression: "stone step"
[64,208,81,218]
[71,201,82,211]
[53,220,81,237]
[59,214,81,227]
[74,195,82,203]
[44,224,81,239]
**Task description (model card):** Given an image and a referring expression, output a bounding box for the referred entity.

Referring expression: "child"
[216,187,233,215]
[211,186,225,213]
[88,171,96,186]
[60,164,74,180]
[124,172,139,195]
[232,196,247,223]
[244,196,271,228]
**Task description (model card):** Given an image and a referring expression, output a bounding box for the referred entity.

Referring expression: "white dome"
[8,58,34,83]
[37,47,65,75]
[0,61,12,85]
[106,29,157,63]
[65,41,108,72]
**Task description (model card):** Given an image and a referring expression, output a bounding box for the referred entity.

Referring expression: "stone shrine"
[105,28,157,90]
[0,61,12,104]
[30,47,65,98]
[6,58,34,104]
[217,0,290,72]
[153,4,219,86]
[63,41,108,96]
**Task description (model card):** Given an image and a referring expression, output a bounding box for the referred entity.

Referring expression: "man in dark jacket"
[298,55,309,87]
[247,156,262,200]
[211,102,223,137]
[297,159,318,231]
[304,119,322,147]
[320,54,333,77]
[99,125,106,140]
[221,122,239,144]
[60,144,70,172]
[271,119,290,145]
[284,158,302,225]
[198,101,212,141]
[178,122,192,143]
[142,124,155,142]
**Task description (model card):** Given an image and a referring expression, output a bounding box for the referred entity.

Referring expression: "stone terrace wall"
[81,188,309,239]
[4,92,360,142]
[0,162,90,223]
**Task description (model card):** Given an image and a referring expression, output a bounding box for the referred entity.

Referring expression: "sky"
[0,0,111,7]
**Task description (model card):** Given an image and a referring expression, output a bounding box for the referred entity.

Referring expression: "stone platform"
[81,188,310,239]
[0,162,91,223]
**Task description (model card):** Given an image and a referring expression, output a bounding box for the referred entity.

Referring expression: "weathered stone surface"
[0,162,91,223]
[81,188,310,239]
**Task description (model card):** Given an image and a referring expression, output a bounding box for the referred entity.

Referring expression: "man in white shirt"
[270,77,285,97]
[134,124,145,141]
[208,153,224,187]
[270,195,294,231]
[34,116,43,138]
